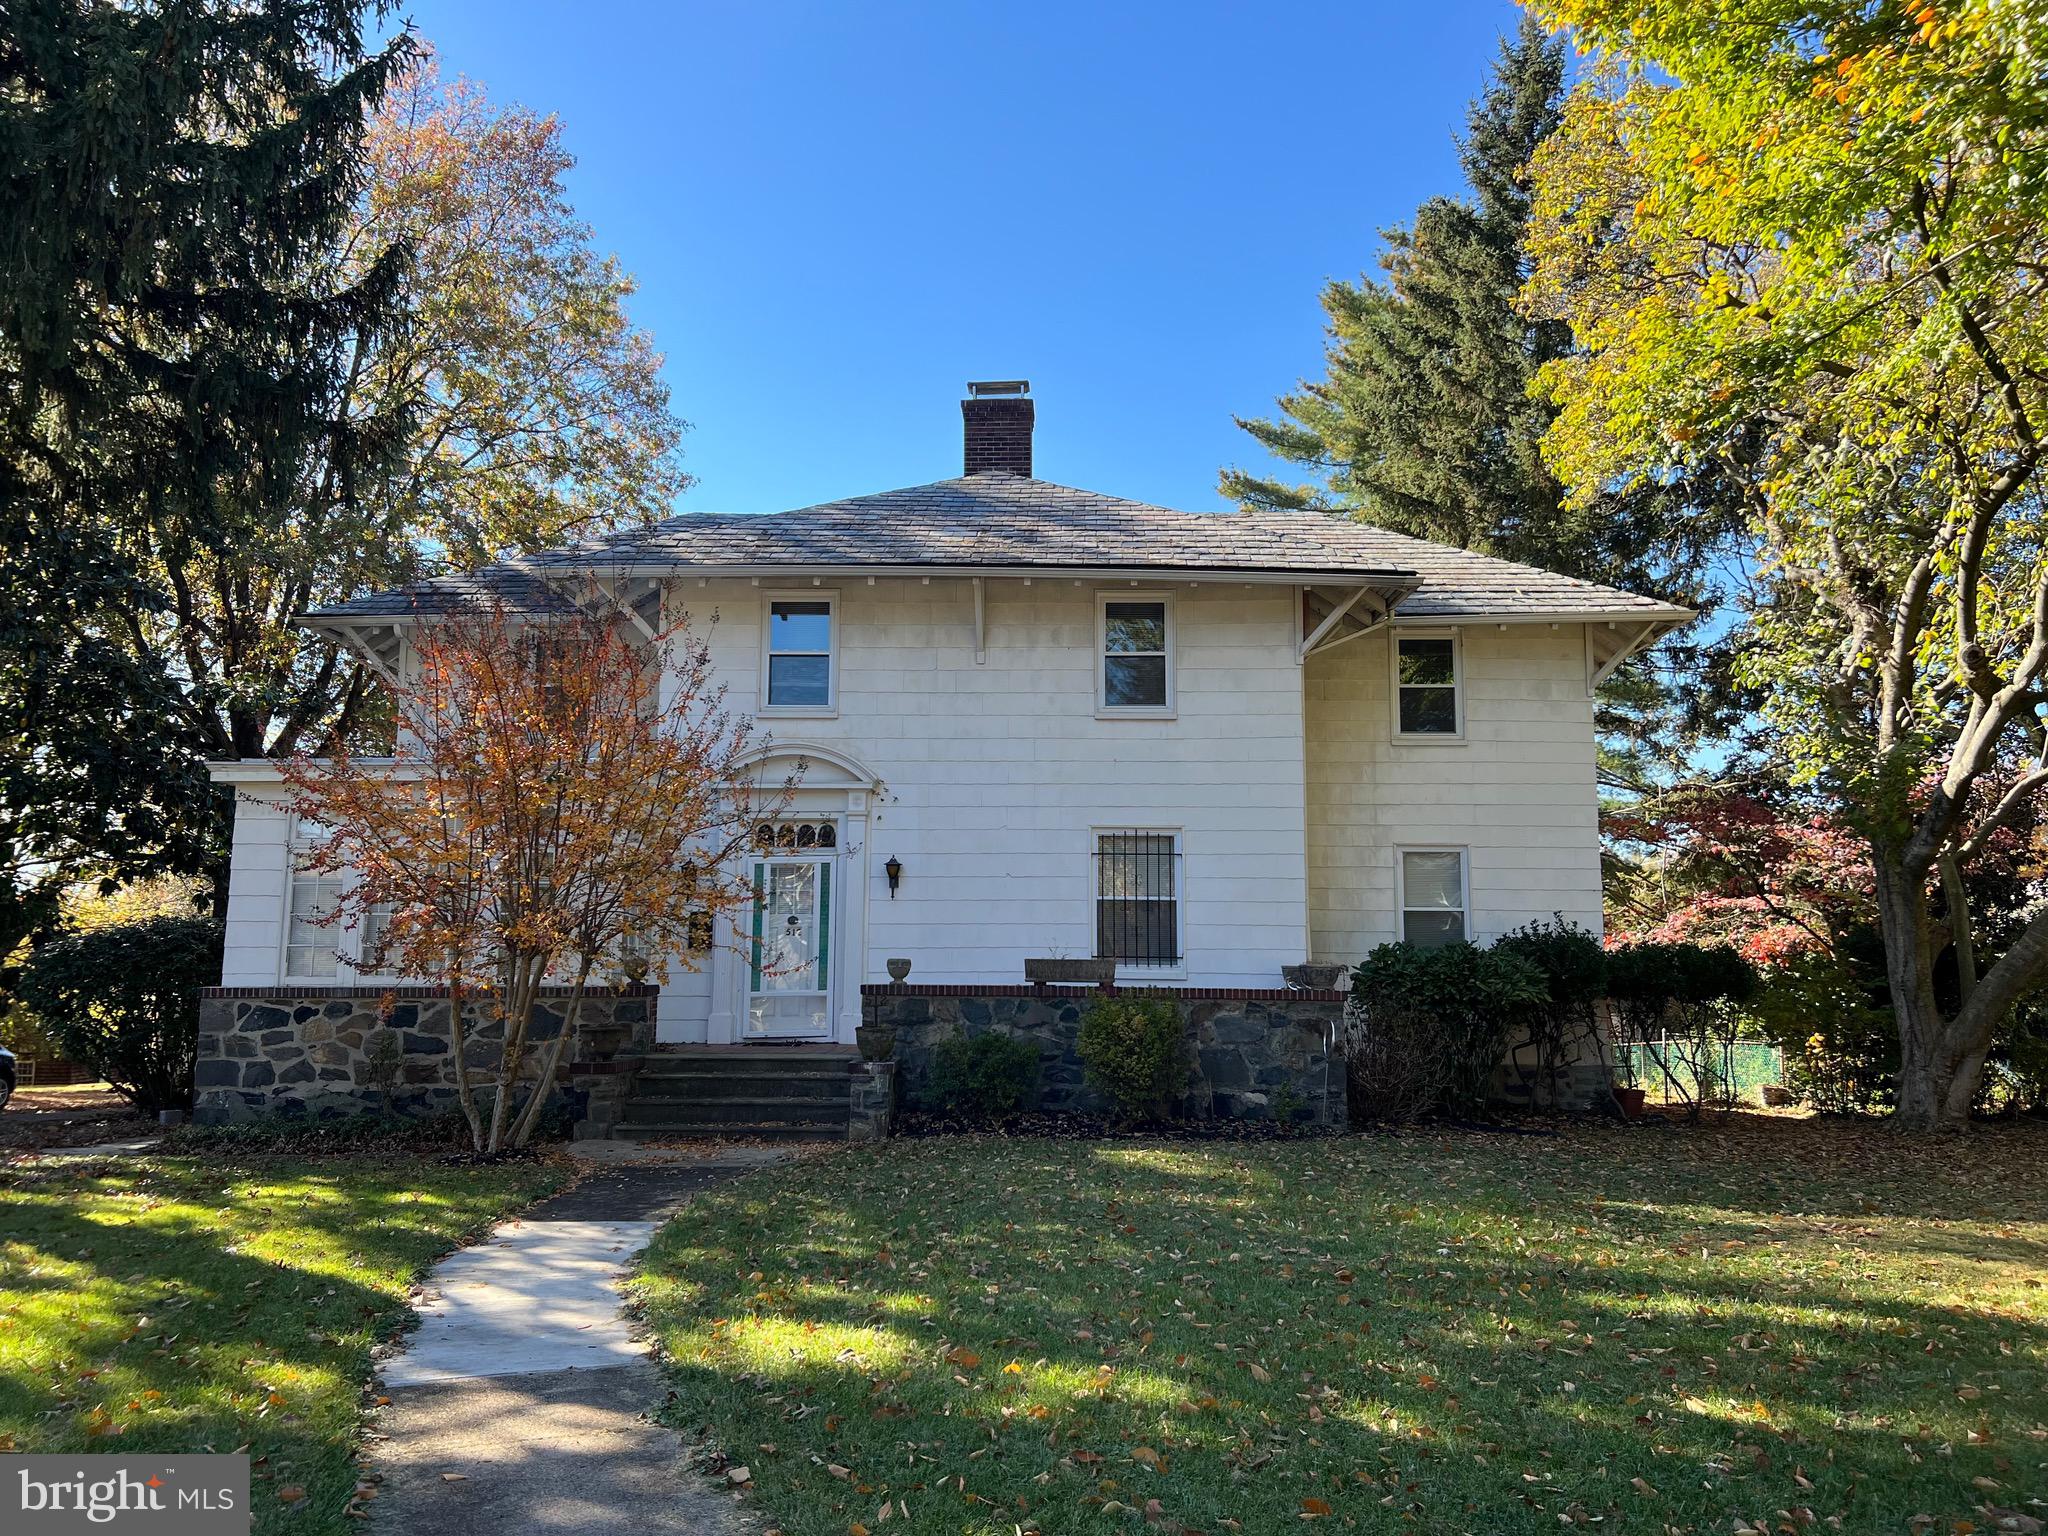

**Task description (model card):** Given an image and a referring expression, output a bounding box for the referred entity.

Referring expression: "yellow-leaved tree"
[1524,0,2048,1128]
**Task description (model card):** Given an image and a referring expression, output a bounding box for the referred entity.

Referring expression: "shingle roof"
[302,473,1687,623]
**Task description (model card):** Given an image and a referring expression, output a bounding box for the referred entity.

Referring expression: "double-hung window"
[358,899,399,976]
[764,596,835,712]
[1095,830,1181,968]
[1394,633,1461,738]
[1399,848,1468,948]
[285,823,343,979]
[1098,594,1173,715]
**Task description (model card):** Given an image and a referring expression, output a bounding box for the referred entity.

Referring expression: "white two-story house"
[205,382,1685,1057]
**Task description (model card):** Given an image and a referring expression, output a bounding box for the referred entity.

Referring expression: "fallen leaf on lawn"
[827,1463,852,1480]
[1301,1497,1333,1516]
[943,1346,980,1368]
[1629,1477,1657,1496]
[1132,1446,1160,1467]
[440,1473,467,1483]
[277,1486,306,1503]
[1245,1361,1272,1383]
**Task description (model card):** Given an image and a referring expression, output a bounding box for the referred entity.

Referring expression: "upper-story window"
[764,595,835,713]
[1098,593,1174,716]
[1394,633,1461,738]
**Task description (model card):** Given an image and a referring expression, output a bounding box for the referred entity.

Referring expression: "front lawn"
[0,1155,560,1533]
[635,1119,2048,1535]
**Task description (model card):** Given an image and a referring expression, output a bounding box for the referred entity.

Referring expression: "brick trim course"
[860,983,1347,1003]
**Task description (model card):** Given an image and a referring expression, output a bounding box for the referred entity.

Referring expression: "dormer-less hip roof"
[300,471,1692,627]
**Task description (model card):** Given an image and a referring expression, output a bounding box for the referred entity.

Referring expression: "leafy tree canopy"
[1525,0,2048,1127]
[0,0,414,959]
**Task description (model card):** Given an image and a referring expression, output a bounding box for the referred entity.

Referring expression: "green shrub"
[1347,941,1548,1118]
[925,1031,1041,1117]
[1076,994,1188,1121]
[17,916,220,1112]
[1492,917,1608,1105]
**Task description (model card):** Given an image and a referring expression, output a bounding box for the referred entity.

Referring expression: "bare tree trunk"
[485,959,542,1156]
[510,958,593,1148]
[446,980,486,1152]
[1875,855,1963,1130]
[1939,852,1978,1003]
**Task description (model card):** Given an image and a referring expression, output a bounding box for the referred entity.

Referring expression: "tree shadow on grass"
[0,1159,542,1535]
[633,1132,2048,1535]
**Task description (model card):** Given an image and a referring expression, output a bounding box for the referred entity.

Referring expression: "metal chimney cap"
[966,379,1030,397]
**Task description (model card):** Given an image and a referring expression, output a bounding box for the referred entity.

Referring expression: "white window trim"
[1390,627,1465,744]
[281,816,344,982]
[1090,825,1188,981]
[759,589,840,719]
[1395,845,1471,948]
[1095,590,1176,720]
[280,815,400,983]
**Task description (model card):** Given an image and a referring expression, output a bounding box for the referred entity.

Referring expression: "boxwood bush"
[924,1030,1041,1117]
[1076,994,1188,1121]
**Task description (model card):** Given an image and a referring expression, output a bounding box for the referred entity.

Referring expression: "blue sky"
[398,0,1533,513]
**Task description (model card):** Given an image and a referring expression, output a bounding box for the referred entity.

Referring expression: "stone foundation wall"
[194,985,657,1138]
[861,985,1347,1127]
[847,1060,896,1142]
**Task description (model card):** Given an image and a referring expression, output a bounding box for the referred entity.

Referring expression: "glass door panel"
[746,858,831,1037]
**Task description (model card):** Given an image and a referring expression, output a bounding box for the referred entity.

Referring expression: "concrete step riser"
[641,1053,856,1071]
[634,1076,852,1101]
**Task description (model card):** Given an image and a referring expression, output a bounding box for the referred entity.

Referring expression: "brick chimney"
[962,380,1033,476]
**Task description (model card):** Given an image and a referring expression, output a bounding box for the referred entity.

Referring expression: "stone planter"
[1281,963,1347,991]
[1024,957,1116,986]
[855,1020,898,1062]
[885,957,913,983]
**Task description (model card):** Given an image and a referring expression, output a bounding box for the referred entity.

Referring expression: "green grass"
[0,1154,560,1533]
[633,1120,2048,1536]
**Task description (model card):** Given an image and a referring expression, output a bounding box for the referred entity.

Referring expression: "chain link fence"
[1619,1040,1786,1105]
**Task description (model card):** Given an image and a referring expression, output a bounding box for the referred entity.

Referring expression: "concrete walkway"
[368,1152,785,1535]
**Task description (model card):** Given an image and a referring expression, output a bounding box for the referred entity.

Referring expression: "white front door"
[745,856,834,1039]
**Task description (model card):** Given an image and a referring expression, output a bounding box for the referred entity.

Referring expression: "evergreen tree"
[1221,18,1748,782]
[0,0,414,958]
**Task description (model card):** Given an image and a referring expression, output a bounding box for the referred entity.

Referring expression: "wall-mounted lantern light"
[884,855,903,898]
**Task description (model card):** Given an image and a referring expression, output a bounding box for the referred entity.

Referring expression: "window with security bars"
[1095,831,1180,966]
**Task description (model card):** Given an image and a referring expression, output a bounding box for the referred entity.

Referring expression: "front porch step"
[633,1069,853,1100]
[614,1044,859,1141]
[619,1094,849,1126]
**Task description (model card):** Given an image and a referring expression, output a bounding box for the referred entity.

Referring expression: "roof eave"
[1388,605,1695,626]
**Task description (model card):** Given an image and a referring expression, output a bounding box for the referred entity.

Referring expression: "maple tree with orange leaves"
[278,588,794,1152]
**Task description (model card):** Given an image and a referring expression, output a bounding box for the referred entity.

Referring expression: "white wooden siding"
[651,577,1307,1042]
[1304,622,1603,962]
[210,586,1610,1015]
